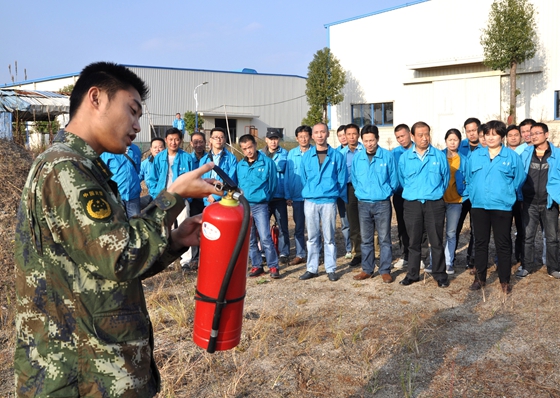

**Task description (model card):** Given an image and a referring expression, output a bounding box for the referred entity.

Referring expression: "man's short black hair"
[210,127,226,137]
[191,132,206,141]
[239,134,256,145]
[411,121,430,135]
[165,128,183,139]
[506,125,520,136]
[464,117,481,128]
[532,122,548,133]
[361,124,379,140]
[151,137,165,146]
[394,124,410,133]
[295,125,312,137]
[336,125,346,133]
[69,62,149,119]
[344,123,360,133]
[519,118,537,128]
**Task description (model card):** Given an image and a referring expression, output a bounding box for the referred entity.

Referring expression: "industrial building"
[1,65,308,144]
[325,0,560,147]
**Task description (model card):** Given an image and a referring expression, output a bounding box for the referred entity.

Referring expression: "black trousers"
[511,200,524,263]
[471,208,513,284]
[346,183,362,257]
[403,199,447,282]
[455,199,474,264]
[393,192,429,261]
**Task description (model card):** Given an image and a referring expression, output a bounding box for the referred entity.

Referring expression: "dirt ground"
[1,140,559,397]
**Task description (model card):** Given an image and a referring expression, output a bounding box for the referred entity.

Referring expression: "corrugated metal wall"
[128,67,308,143]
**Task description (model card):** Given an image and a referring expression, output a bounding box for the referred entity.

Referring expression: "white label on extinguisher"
[202,222,221,241]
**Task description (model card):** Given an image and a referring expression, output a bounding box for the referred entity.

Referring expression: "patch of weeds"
[400,360,420,398]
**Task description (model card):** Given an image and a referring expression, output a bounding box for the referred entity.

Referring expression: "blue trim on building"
[2,64,307,88]
[324,0,430,28]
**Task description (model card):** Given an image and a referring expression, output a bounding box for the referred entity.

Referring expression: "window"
[556,91,560,120]
[351,103,393,127]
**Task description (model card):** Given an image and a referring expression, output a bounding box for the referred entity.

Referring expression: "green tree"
[301,104,325,126]
[184,111,204,135]
[58,84,74,95]
[305,47,346,124]
[480,0,537,124]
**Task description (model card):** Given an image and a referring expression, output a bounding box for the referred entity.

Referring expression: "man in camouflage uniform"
[14,62,219,397]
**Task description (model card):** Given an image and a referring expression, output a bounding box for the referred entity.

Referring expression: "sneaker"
[446,267,455,275]
[420,261,427,270]
[517,265,523,272]
[345,251,353,259]
[424,265,432,274]
[279,255,289,265]
[393,258,406,270]
[249,267,265,277]
[515,268,529,277]
[269,267,280,279]
[548,271,560,279]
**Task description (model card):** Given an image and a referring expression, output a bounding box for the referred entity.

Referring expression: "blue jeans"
[250,203,279,269]
[358,200,392,275]
[305,200,337,273]
[337,197,351,252]
[292,201,307,258]
[444,203,462,267]
[269,199,290,257]
[124,197,141,218]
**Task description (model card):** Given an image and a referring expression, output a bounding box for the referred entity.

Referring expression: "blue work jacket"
[260,147,288,199]
[237,152,277,205]
[285,146,313,202]
[392,145,410,192]
[146,149,193,199]
[398,144,450,202]
[100,150,141,201]
[352,146,398,203]
[466,145,526,211]
[200,148,238,205]
[339,142,364,184]
[301,145,347,204]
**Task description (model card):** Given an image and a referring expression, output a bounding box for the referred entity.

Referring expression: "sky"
[1,0,411,86]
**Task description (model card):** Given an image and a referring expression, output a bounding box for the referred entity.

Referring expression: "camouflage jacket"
[14,131,186,397]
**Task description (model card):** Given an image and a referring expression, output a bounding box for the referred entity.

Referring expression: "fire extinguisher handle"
[212,164,238,191]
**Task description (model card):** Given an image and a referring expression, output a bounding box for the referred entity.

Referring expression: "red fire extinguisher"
[270,222,279,254]
[193,166,251,353]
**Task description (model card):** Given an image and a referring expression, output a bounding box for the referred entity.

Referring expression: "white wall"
[328,0,560,147]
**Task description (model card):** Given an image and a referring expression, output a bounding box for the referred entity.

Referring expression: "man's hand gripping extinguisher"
[193,165,251,353]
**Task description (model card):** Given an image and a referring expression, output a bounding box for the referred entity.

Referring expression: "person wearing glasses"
[516,122,560,279]
[200,127,238,206]
[467,121,526,294]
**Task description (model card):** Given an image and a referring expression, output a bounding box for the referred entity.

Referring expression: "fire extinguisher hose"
[206,193,251,353]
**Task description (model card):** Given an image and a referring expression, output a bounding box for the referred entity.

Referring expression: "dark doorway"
[215,119,237,143]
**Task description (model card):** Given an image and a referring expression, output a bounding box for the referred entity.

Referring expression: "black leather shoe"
[349,256,361,267]
[299,271,319,280]
[437,279,450,288]
[399,276,420,286]
[327,272,339,282]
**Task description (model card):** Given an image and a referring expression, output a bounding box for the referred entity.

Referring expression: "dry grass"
[1,140,560,397]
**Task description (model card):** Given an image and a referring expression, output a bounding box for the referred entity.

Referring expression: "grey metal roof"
[0,89,69,121]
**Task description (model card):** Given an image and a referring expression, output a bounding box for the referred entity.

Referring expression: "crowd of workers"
[128,116,559,295]
[14,62,558,397]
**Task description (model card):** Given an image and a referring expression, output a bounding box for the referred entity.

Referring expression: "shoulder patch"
[79,189,112,221]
